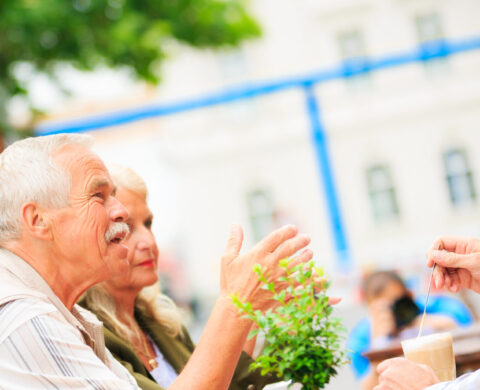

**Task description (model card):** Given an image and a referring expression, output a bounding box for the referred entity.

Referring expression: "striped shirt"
[427,372,480,390]
[0,248,140,389]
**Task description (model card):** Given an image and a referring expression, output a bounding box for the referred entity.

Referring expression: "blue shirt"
[347,295,473,380]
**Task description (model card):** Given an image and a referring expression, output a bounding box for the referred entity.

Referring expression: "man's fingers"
[444,272,452,288]
[434,265,445,289]
[221,224,244,264]
[429,236,470,254]
[426,239,443,267]
[436,236,480,254]
[256,225,298,253]
[273,233,310,260]
[431,250,466,267]
[377,357,403,374]
[282,248,313,271]
[287,248,313,269]
[428,238,444,253]
[447,269,460,292]
[426,257,435,268]
[458,269,473,289]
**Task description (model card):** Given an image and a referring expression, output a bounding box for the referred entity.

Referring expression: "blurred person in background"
[0,134,312,389]
[375,237,480,389]
[347,270,472,390]
[81,166,297,389]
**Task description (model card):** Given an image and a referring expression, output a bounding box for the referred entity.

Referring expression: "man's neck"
[3,241,90,310]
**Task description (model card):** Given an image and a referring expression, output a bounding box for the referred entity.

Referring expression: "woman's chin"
[134,273,158,290]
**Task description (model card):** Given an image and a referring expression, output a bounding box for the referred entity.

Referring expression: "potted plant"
[231,259,347,390]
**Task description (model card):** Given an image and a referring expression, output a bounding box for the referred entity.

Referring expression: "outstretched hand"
[426,237,480,294]
[220,224,312,312]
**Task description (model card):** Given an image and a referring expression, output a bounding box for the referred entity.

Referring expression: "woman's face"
[105,186,159,291]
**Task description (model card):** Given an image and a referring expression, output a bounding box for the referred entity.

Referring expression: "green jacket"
[80,301,274,390]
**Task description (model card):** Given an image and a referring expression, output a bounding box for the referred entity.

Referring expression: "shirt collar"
[0,248,106,361]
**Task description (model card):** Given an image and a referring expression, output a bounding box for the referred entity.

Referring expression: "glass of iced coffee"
[401,332,456,382]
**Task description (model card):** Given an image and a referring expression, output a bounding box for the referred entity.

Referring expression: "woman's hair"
[109,165,148,198]
[83,165,183,339]
[362,270,406,302]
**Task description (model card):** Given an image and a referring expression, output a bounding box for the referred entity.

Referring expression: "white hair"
[0,133,94,242]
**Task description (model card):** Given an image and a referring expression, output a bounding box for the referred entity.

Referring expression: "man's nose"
[109,197,129,222]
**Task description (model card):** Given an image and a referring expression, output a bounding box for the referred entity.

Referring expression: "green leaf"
[231,262,347,388]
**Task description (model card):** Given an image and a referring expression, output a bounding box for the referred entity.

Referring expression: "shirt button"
[247,385,256,390]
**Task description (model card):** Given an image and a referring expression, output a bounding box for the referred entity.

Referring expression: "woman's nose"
[136,229,156,251]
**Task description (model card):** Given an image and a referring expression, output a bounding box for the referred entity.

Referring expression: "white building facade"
[38,0,480,303]
[35,1,480,387]
[129,0,480,296]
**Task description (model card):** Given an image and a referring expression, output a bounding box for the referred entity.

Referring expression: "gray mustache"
[105,222,130,243]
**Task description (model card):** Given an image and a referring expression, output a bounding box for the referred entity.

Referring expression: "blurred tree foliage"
[0,0,261,150]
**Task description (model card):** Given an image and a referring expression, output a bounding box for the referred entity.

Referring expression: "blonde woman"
[81,166,279,390]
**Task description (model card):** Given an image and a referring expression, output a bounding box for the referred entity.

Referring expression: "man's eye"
[144,220,152,229]
[93,192,105,199]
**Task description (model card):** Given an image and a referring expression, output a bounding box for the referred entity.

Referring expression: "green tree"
[0,0,261,150]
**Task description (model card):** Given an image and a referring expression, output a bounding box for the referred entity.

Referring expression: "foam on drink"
[402,332,455,382]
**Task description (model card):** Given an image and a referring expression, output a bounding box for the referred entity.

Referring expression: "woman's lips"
[137,259,155,268]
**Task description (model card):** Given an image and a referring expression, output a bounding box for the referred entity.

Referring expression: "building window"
[338,29,369,87]
[217,49,248,82]
[247,188,275,242]
[217,49,256,123]
[338,29,367,59]
[443,149,476,206]
[366,165,399,221]
[415,12,448,71]
[415,12,444,43]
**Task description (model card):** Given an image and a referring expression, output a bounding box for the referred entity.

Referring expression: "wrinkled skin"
[49,145,130,287]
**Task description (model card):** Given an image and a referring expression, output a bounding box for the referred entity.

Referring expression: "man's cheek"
[84,202,108,228]
[83,208,107,247]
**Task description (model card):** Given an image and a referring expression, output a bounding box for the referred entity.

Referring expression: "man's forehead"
[53,144,100,168]
[53,142,90,157]
[52,144,111,185]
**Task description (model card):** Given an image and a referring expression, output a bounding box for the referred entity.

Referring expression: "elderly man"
[375,236,480,390]
[0,134,312,389]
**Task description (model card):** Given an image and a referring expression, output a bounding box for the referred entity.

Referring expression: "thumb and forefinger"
[222,223,244,264]
[426,240,476,290]
[427,248,473,271]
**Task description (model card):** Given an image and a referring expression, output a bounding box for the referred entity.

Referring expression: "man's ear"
[21,203,52,240]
